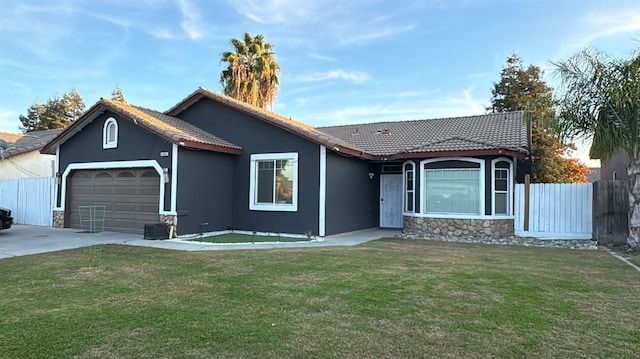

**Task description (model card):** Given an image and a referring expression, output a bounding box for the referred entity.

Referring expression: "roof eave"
[168,89,372,160]
[385,148,529,161]
[178,139,242,155]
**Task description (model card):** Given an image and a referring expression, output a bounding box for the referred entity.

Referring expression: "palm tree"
[220,33,281,109]
[554,47,640,246]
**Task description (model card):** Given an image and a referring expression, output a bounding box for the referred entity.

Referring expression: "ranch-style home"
[41,88,531,238]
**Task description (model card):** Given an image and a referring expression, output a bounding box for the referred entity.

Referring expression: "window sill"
[250,204,298,212]
[403,212,514,220]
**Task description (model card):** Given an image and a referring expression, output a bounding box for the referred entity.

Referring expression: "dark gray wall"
[325,153,379,235]
[176,148,235,234]
[176,99,321,235]
[58,111,173,210]
[601,149,629,181]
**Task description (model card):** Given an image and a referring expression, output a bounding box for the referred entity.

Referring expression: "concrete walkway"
[0,225,400,259]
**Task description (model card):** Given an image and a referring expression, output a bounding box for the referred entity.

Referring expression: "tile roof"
[318,112,530,158]
[101,99,242,154]
[0,129,63,159]
[42,99,242,155]
[167,88,371,159]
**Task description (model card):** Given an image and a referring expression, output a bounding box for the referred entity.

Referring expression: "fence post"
[524,174,530,231]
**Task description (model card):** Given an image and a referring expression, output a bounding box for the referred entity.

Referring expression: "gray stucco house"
[42,88,531,238]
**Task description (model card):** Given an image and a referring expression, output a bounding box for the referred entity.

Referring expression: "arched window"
[491,158,513,216]
[403,161,415,213]
[103,117,118,149]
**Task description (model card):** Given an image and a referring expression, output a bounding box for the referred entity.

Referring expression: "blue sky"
[1,0,639,165]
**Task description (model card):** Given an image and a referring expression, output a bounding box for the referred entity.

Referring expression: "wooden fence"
[0,177,54,226]
[514,183,593,239]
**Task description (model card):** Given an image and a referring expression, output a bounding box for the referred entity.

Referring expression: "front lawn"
[1,239,638,358]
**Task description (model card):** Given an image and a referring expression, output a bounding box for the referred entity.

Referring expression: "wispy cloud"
[228,0,330,24]
[582,8,640,42]
[177,0,205,40]
[296,69,370,84]
[337,24,416,46]
[308,53,338,62]
[290,87,485,127]
[557,6,640,57]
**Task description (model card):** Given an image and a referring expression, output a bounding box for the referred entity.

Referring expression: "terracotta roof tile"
[102,99,242,153]
[318,112,529,157]
[0,129,63,158]
[167,88,370,158]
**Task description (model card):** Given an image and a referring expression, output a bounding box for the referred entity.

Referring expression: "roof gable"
[166,88,372,159]
[41,99,242,155]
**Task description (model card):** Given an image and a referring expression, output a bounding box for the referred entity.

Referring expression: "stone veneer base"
[53,210,64,228]
[403,216,514,239]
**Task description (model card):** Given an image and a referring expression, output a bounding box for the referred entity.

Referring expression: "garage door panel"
[69,168,161,234]
[111,203,137,212]
[93,187,115,195]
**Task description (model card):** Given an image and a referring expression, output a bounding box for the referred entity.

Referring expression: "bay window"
[419,158,484,216]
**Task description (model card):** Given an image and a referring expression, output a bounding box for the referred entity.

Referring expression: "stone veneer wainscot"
[53,210,65,228]
[403,216,514,239]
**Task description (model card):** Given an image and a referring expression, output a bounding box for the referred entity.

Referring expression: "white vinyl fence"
[0,177,54,226]
[514,183,593,239]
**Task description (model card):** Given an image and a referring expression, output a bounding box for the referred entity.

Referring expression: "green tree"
[19,89,85,132]
[111,85,126,102]
[554,47,640,246]
[220,33,281,109]
[488,54,590,183]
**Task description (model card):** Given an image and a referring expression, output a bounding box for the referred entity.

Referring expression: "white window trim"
[249,152,298,212]
[102,117,118,149]
[491,157,513,216]
[403,161,416,214]
[419,157,485,217]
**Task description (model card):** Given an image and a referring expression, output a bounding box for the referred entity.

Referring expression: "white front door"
[380,174,403,228]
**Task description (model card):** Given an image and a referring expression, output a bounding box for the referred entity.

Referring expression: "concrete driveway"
[0,225,400,259]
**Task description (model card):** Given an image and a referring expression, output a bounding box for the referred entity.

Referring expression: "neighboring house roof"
[0,129,63,159]
[42,99,242,155]
[166,87,372,159]
[318,111,530,159]
[586,167,601,183]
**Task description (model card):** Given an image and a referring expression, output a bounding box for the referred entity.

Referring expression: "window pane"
[495,192,508,214]
[495,169,508,191]
[108,123,116,142]
[425,169,479,214]
[406,192,414,212]
[495,178,508,191]
[257,161,275,203]
[275,160,294,204]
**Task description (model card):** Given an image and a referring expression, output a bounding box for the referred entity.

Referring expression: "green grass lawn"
[191,232,311,243]
[1,239,638,358]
